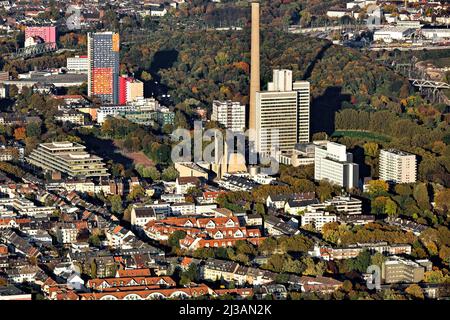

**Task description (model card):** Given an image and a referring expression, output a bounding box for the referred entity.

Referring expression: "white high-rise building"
[66,55,89,74]
[294,81,310,144]
[314,142,359,189]
[211,100,246,132]
[255,69,310,154]
[379,149,416,184]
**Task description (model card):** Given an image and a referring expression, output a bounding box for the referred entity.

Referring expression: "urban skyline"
[0,0,448,306]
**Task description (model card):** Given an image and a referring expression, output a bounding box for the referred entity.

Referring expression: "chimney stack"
[249,1,260,137]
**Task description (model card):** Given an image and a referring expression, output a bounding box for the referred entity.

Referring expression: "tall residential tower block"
[379,149,417,184]
[87,32,120,104]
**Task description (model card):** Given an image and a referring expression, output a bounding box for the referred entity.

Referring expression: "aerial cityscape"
[0,0,449,303]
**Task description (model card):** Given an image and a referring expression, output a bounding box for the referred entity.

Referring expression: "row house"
[201,259,276,286]
[76,284,214,300]
[145,223,201,242]
[5,265,42,283]
[145,216,263,249]
[0,217,18,229]
[214,288,254,299]
[86,276,176,291]
[309,242,412,261]
[71,253,117,279]
[0,229,41,259]
[181,234,265,251]
[196,191,226,205]
[287,274,343,294]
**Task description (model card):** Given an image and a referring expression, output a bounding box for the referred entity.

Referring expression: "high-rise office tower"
[88,32,120,104]
[249,1,260,137]
[379,149,417,184]
[314,142,359,189]
[294,81,311,144]
[255,69,310,154]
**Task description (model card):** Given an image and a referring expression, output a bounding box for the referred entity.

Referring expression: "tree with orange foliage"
[234,61,250,74]
[13,127,26,140]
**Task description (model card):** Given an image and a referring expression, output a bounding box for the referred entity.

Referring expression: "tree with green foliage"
[26,122,41,138]
[162,166,179,181]
[385,198,398,216]
[90,260,97,278]
[180,263,199,286]
[413,183,431,211]
[370,252,385,268]
[127,185,145,201]
[89,234,101,247]
[168,230,187,249]
[366,180,389,196]
[109,195,124,215]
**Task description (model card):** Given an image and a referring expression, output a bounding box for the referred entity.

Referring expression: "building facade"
[87,32,120,104]
[212,100,246,132]
[26,141,109,178]
[382,257,431,284]
[24,26,56,47]
[255,70,310,154]
[67,56,89,74]
[379,149,417,184]
[314,142,359,189]
[301,211,337,231]
[119,76,144,105]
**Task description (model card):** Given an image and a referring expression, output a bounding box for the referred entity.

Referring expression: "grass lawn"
[332,130,391,143]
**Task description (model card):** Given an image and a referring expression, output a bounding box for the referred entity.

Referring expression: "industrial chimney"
[249,1,260,137]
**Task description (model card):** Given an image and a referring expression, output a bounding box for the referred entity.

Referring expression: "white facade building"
[308,195,362,215]
[96,98,160,124]
[373,27,415,43]
[314,142,359,189]
[379,149,416,184]
[255,70,310,154]
[301,211,337,231]
[66,56,89,74]
[421,28,450,41]
[211,100,246,132]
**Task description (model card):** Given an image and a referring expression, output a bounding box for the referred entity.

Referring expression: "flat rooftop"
[40,141,85,151]
[6,73,87,85]
[382,149,414,156]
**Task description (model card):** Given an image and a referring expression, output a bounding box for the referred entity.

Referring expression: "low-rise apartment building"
[26,141,109,178]
[310,242,412,261]
[382,256,432,284]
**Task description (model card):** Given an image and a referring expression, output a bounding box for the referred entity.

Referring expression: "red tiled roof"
[77,284,213,300]
[215,288,254,297]
[116,269,152,278]
[88,276,176,290]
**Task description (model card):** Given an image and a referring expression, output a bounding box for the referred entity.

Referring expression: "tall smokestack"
[249,1,260,136]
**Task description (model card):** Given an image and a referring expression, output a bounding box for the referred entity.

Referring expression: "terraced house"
[144,216,265,250]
